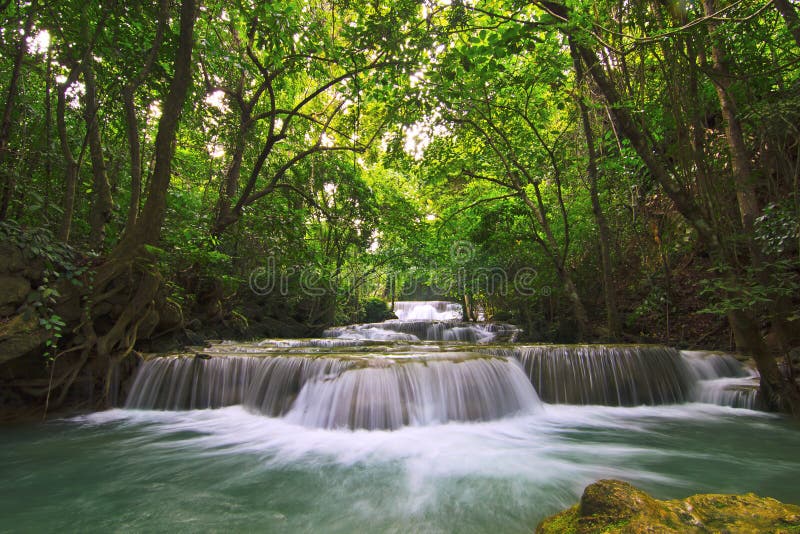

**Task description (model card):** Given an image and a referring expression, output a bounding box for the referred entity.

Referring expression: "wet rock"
[537,479,800,534]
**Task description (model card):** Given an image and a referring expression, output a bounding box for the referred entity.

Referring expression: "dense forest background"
[0,0,799,416]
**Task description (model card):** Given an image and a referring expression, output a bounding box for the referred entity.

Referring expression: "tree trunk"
[703,0,796,355]
[0,3,37,220]
[774,0,800,49]
[122,87,142,231]
[122,0,169,234]
[571,38,622,339]
[56,77,80,243]
[82,0,197,407]
[43,47,53,219]
[728,308,800,415]
[119,0,197,250]
[560,269,591,340]
[702,0,760,237]
[545,0,800,414]
[82,62,113,250]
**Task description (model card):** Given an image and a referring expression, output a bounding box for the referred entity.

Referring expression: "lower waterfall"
[483,345,758,408]
[125,352,540,430]
[483,345,695,405]
[124,302,761,430]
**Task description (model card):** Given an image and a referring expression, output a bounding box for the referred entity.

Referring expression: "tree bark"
[774,0,800,49]
[728,308,800,414]
[702,0,760,237]
[82,62,113,250]
[122,0,169,234]
[122,87,142,231]
[56,73,81,243]
[119,0,197,250]
[0,3,37,220]
[571,38,622,339]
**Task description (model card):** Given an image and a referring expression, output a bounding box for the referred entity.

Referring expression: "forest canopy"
[0,0,799,414]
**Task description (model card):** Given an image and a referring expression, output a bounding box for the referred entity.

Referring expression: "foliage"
[358,297,395,323]
[0,0,798,346]
[0,221,90,358]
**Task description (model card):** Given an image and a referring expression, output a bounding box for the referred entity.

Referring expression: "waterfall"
[126,310,761,429]
[284,356,540,430]
[126,353,540,430]
[392,300,463,321]
[481,345,758,408]
[323,300,519,342]
[682,350,759,409]
[483,345,696,406]
[324,321,518,342]
[124,355,353,413]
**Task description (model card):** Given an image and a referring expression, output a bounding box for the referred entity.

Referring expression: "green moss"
[537,480,800,534]
[536,505,579,534]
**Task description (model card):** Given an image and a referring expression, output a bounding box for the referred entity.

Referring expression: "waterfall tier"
[324,321,519,343]
[125,301,760,427]
[484,345,695,406]
[392,300,463,321]
[682,350,759,409]
[480,345,757,408]
[125,352,540,430]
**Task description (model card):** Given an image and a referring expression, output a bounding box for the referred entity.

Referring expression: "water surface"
[1,404,797,533]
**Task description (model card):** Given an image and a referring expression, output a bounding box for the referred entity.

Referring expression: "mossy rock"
[537,479,800,534]
[0,313,50,365]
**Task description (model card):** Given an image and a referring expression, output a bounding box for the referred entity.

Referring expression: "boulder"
[537,479,800,534]
[0,275,31,311]
[0,242,25,274]
[0,313,49,365]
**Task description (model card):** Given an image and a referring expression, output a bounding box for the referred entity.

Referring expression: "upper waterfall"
[392,301,463,321]
[324,300,519,342]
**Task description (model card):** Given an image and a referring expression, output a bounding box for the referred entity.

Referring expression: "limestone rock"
[537,479,800,534]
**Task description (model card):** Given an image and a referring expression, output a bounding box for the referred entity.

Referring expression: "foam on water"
[3,398,791,533]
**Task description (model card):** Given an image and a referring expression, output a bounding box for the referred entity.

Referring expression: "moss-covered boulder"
[536,479,800,533]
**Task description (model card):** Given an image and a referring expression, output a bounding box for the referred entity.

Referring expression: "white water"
[683,350,759,409]
[126,352,540,430]
[4,303,791,532]
[393,300,464,321]
[325,301,519,342]
[4,401,795,533]
[125,301,762,432]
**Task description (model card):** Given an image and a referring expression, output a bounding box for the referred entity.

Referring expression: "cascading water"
[392,300,464,321]
[324,300,519,342]
[125,350,540,430]
[483,345,696,406]
[124,301,762,433]
[682,350,759,409]
[481,345,758,408]
[284,356,539,429]
[7,301,795,533]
